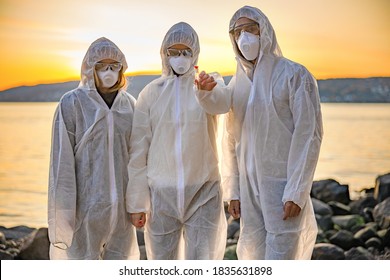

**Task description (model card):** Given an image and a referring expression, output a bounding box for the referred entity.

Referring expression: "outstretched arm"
[195,71,234,115]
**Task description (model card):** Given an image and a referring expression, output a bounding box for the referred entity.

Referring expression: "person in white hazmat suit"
[48,37,140,260]
[126,22,227,260]
[196,6,323,259]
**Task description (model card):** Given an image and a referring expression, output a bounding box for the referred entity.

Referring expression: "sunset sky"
[0,0,389,91]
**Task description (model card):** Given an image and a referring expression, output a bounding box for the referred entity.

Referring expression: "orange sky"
[0,0,389,91]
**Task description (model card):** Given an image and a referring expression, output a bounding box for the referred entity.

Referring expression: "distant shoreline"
[0,76,389,103]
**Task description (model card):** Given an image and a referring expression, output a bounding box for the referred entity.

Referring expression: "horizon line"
[1,74,390,92]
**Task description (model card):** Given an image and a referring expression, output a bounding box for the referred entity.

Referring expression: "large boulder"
[312,243,345,260]
[16,228,49,260]
[374,173,390,202]
[311,179,350,204]
[312,198,333,216]
[345,246,374,260]
[373,197,390,229]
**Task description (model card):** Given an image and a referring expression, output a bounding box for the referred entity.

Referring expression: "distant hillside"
[317,77,390,102]
[0,76,389,103]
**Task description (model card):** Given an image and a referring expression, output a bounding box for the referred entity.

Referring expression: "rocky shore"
[1,173,389,260]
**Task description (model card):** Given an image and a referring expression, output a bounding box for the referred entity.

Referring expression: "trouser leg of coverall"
[184,194,226,260]
[237,173,267,260]
[145,215,183,260]
[266,202,317,260]
[50,233,102,259]
[100,221,140,260]
[237,205,267,260]
[265,231,300,260]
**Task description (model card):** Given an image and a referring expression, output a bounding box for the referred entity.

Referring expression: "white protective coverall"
[48,37,139,260]
[196,6,323,259]
[126,22,227,260]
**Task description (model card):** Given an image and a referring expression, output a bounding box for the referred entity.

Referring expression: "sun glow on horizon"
[0,0,389,91]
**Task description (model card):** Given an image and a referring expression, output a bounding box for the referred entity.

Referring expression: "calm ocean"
[0,102,389,228]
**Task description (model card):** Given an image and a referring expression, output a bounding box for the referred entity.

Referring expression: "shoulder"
[138,76,171,99]
[279,58,314,80]
[116,90,135,110]
[59,88,84,107]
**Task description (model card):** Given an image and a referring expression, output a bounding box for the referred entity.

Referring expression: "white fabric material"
[126,22,227,260]
[97,69,119,88]
[237,32,260,61]
[196,6,323,259]
[48,37,139,260]
[169,56,192,75]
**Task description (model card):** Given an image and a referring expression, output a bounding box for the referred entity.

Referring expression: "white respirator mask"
[169,56,192,75]
[237,31,260,61]
[97,70,119,88]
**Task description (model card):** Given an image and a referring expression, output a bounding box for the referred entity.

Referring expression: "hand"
[228,200,241,219]
[130,212,146,228]
[283,201,301,220]
[196,71,217,91]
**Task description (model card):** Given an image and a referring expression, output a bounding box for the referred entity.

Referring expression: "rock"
[0,232,6,245]
[328,201,351,215]
[227,220,240,239]
[0,250,14,260]
[373,197,390,229]
[345,246,374,260]
[329,230,358,250]
[349,196,378,215]
[312,198,333,216]
[0,226,36,240]
[332,215,365,231]
[354,226,378,243]
[361,207,375,223]
[224,244,238,260]
[312,243,345,260]
[311,179,350,204]
[315,214,334,231]
[378,229,390,247]
[325,229,338,239]
[365,237,383,250]
[316,229,329,243]
[16,228,49,260]
[374,173,390,202]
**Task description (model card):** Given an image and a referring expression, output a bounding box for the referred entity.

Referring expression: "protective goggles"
[167,48,193,57]
[232,22,260,40]
[95,62,122,72]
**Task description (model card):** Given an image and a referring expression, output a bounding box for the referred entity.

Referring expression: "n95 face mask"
[97,70,119,88]
[169,56,192,75]
[237,31,260,61]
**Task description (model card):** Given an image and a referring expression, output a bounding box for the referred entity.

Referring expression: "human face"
[232,17,260,41]
[167,44,192,75]
[95,58,120,90]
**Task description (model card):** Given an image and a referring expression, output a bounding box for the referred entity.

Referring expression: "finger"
[203,76,214,83]
[234,207,241,219]
[228,205,236,218]
[204,82,217,91]
[283,204,291,220]
[199,71,207,79]
[200,78,215,88]
[200,75,210,84]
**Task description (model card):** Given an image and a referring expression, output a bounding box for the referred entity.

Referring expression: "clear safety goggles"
[95,62,123,72]
[167,48,193,57]
[232,22,260,40]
